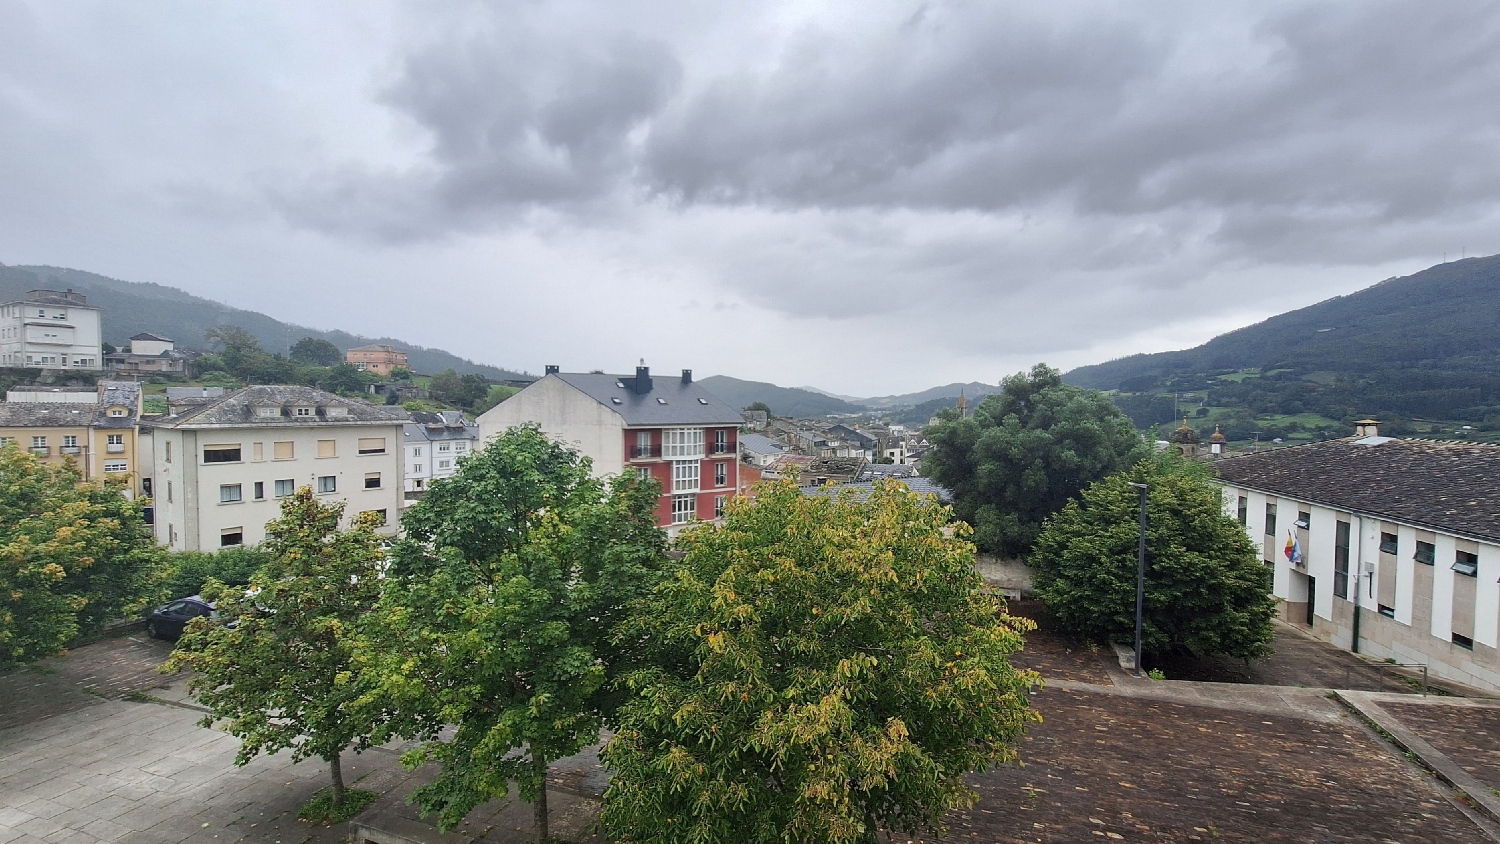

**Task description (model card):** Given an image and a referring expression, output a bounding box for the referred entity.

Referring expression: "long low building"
[1216,422,1500,692]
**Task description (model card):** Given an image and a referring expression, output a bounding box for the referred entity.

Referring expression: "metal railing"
[631,444,661,459]
[29,446,50,456]
[1344,662,1430,695]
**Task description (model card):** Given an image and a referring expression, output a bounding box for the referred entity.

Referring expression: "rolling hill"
[0,263,531,380]
[1067,254,1500,429]
[698,376,869,417]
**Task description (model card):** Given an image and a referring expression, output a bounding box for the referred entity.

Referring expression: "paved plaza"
[4,621,1500,843]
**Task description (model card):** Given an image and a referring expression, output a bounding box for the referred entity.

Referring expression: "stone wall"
[975,554,1035,599]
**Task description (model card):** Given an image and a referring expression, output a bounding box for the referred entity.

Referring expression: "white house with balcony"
[141,385,408,551]
[0,289,103,370]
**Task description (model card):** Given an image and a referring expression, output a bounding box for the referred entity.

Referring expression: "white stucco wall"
[477,376,626,478]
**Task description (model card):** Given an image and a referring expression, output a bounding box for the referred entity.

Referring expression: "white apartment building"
[143,386,407,551]
[404,410,479,495]
[1217,424,1500,693]
[0,289,103,370]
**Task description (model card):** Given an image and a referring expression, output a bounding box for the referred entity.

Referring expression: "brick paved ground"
[0,631,179,731]
[904,686,1487,843]
[1151,624,1419,692]
[1007,600,1114,685]
[1384,700,1500,795]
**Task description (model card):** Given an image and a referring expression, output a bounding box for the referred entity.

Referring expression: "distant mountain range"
[1066,254,1500,424]
[700,375,994,418]
[0,263,531,380]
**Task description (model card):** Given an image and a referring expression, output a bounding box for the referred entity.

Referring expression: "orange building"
[345,344,409,377]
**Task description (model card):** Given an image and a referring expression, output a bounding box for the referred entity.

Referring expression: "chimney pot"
[681,369,692,384]
[544,365,560,375]
[1355,419,1380,438]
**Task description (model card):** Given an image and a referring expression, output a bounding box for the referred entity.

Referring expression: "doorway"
[1306,576,1316,627]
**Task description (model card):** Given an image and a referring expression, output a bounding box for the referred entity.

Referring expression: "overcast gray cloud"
[2,0,1499,395]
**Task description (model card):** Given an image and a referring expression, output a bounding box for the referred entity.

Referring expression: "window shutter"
[317,439,337,458]
[274,441,294,460]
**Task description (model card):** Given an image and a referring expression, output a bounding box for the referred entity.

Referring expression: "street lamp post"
[1128,482,1148,678]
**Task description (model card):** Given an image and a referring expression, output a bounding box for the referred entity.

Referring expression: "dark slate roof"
[0,402,96,427]
[405,411,479,442]
[96,381,140,429]
[802,477,955,504]
[859,463,919,480]
[553,372,743,427]
[144,385,408,428]
[738,433,784,455]
[1215,437,1500,544]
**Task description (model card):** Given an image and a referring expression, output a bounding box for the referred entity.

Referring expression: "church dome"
[1170,417,1200,444]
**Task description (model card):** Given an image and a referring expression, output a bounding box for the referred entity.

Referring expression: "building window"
[109,408,125,417]
[412,447,422,457]
[1378,604,1396,618]
[295,406,313,416]
[1453,632,1475,650]
[107,434,123,446]
[634,430,653,458]
[1379,532,1399,555]
[317,475,337,494]
[412,463,423,474]
[713,429,729,454]
[1453,550,1479,577]
[1264,503,1276,536]
[1414,541,1436,566]
[672,494,696,524]
[103,461,128,473]
[663,428,704,458]
[253,481,264,500]
[167,481,173,503]
[715,462,727,487]
[203,444,242,463]
[358,438,386,455]
[673,460,700,492]
[274,441,294,460]
[454,442,467,453]
[636,467,652,481]
[220,527,243,547]
[317,440,336,458]
[62,435,78,448]
[1296,511,1310,530]
[1236,496,1247,525]
[31,435,46,448]
[1333,520,1350,599]
[364,472,381,489]
[220,484,243,504]
[165,441,172,463]
[256,406,281,418]
[714,495,727,518]
[437,459,451,470]
[438,442,451,452]
[274,479,295,498]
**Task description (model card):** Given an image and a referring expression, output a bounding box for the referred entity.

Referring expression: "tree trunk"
[534,756,549,843]
[329,753,346,808]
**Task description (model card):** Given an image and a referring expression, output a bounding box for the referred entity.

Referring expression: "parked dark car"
[146,596,215,640]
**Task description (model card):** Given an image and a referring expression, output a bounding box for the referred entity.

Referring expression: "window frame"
[317,475,337,494]
[671,494,696,524]
[203,444,243,464]
[219,484,243,504]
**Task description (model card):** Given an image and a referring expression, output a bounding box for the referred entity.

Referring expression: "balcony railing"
[710,442,733,454]
[107,443,126,453]
[29,446,50,457]
[61,446,83,456]
[631,444,662,460]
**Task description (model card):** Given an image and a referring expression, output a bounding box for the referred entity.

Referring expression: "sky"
[2,1,1499,397]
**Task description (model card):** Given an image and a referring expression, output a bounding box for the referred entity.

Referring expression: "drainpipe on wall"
[1351,513,1363,655]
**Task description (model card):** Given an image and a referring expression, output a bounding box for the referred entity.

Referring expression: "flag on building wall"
[1284,530,1304,566]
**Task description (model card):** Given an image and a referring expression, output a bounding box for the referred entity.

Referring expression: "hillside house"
[0,382,142,490]
[0,289,103,370]
[346,344,409,377]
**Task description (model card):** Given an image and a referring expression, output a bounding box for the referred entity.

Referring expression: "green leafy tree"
[153,546,271,603]
[165,490,386,810]
[744,401,772,414]
[1029,454,1276,661]
[600,479,1040,844]
[204,325,300,385]
[360,424,668,838]
[0,444,162,665]
[317,363,376,395]
[471,384,519,414]
[923,363,1149,557]
[289,336,344,367]
[389,366,413,381]
[428,369,491,409]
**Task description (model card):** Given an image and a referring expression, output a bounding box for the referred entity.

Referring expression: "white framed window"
[412,463,424,473]
[109,408,126,417]
[62,435,78,448]
[107,434,123,445]
[672,460,700,492]
[364,472,381,489]
[203,444,242,463]
[437,459,451,470]
[274,441,294,460]
[412,447,422,457]
[31,435,46,448]
[672,494,696,524]
[636,467,652,481]
[295,406,313,416]
[713,429,728,454]
[317,440,336,458]
[663,428,704,459]
[714,495,727,518]
[438,442,451,452]
[454,442,467,453]
[358,438,386,455]
[317,475,337,493]
[714,462,727,487]
[103,461,128,473]
[220,484,242,504]
[253,481,264,500]
[634,430,653,458]
[274,479,295,498]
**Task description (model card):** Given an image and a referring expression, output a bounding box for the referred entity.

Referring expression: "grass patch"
[298,787,379,825]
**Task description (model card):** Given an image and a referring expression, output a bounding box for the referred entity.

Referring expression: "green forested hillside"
[698,375,869,416]
[1067,255,1500,428]
[0,263,531,380]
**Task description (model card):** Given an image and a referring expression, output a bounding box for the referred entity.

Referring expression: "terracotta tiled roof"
[1215,437,1500,543]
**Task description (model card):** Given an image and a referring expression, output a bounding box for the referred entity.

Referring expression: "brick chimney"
[681,369,692,384]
